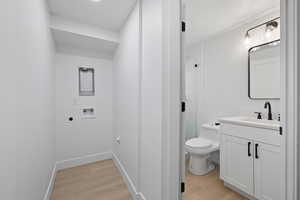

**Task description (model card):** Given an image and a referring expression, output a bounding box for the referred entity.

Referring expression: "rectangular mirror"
[248,40,280,99]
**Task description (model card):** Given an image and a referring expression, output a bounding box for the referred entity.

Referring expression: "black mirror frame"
[248,39,281,100]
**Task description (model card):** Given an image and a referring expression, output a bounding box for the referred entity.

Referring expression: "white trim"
[112,153,139,200]
[162,0,182,200]
[43,165,57,200]
[55,152,112,170]
[282,0,298,199]
[137,193,147,200]
[137,0,142,195]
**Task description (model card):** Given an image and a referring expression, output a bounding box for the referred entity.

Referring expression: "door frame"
[162,0,299,199]
[281,0,299,199]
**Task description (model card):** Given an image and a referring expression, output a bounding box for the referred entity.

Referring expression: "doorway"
[174,0,299,200]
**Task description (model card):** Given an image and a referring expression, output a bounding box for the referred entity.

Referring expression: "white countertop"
[219,116,281,131]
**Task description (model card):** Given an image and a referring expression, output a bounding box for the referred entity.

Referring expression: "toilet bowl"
[185,123,220,175]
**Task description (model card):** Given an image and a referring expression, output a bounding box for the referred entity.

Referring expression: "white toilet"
[185,123,220,175]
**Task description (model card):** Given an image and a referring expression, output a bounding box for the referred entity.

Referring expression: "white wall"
[0,1,56,200]
[140,0,163,199]
[113,2,140,191]
[0,1,19,199]
[185,58,200,140]
[55,53,113,164]
[114,1,166,199]
[186,14,281,135]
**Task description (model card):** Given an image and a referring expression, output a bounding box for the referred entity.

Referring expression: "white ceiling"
[48,0,137,31]
[185,0,280,46]
[48,0,137,58]
[52,29,118,59]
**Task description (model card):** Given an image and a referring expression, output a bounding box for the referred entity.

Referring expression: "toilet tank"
[200,122,220,143]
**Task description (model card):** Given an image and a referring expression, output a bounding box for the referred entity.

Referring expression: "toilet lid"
[186,138,212,149]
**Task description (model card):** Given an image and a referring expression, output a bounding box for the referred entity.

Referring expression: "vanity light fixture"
[244,17,280,45]
[265,21,279,38]
[90,0,102,2]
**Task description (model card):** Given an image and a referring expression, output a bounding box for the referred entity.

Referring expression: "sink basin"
[219,116,281,130]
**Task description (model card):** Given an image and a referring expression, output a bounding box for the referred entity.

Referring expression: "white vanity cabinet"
[254,142,283,200]
[220,122,284,200]
[222,135,254,195]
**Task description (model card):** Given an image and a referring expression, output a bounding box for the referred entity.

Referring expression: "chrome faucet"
[264,102,272,120]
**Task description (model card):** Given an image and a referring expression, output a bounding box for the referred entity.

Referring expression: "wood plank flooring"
[51,159,247,200]
[51,160,132,200]
[185,168,248,200]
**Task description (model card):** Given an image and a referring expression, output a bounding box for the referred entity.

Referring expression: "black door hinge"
[279,126,283,135]
[181,182,185,193]
[181,21,186,32]
[181,102,186,112]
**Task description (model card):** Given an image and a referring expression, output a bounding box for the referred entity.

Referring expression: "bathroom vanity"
[219,117,284,200]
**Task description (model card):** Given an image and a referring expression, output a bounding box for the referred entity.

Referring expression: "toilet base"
[188,153,215,175]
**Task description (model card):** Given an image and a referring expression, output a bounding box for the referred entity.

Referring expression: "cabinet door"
[254,142,284,200]
[223,135,254,195]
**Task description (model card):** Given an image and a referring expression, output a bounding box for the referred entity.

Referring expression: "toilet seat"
[185,137,219,155]
[186,138,212,149]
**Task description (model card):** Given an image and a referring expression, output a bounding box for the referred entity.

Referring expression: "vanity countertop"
[219,116,281,131]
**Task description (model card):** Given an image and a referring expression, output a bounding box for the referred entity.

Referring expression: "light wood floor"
[51,159,247,200]
[51,160,132,200]
[185,168,248,200]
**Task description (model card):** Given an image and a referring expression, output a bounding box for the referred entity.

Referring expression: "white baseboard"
[43,164,57,200]
[137,193,146,200]
[112,153,139,200]
[56,152,112,171]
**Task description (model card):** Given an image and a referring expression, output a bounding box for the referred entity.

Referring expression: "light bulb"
[265,28,272,38]
[244,32,251,45]
[266,31,272,38]
[265,21,278,39]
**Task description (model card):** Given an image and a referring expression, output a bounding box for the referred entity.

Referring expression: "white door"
[254,142,284,200]
[223,135,254,195]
